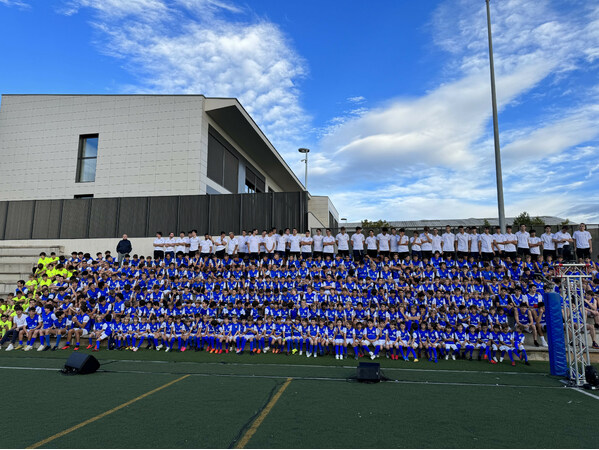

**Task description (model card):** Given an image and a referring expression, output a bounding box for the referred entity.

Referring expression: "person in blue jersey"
[464,325,478,360]
[253,317,266,354]
[62,305,92,351]
[146,316,161,350]
[413,322,428,361]
[477,323,492,361]
[514,302,539,347]
[384,321,399,360]
[333,319,347,360]
[363,318,381,360]
[453,323,467,360]
[92,313,113,352]
[270,317,284,354]
[22,308,41,352]
[281,317,294,355]
[323,320,335,355]
[513,328,531,366]
[427,323,441,363]
[160,316,174,352]
[37,304,58,352]
[498,324,515,364]
[443,325,458,360]
[47,310,67,351]
[307,317,320,358]
[195,316,210,352]
[290,318,303,355]
[489,324,502,364]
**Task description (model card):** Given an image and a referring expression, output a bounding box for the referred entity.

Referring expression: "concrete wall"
[308,196,340,228]
[0,95,206,200]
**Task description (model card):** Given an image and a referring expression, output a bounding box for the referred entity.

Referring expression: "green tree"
[512,211,544,228]
[361,219,391,229]
[560,218,571,226]
[482,218,491,228]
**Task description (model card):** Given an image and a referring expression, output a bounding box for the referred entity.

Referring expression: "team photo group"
[1,223,597,366]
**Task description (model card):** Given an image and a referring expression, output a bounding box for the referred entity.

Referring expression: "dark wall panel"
[179,195,209,234]
[0,201,8,240]
[32,200,62,239]
[5,200,35,239]
[60,199,90,239]
[209,194,241,235]
[241,193,272,233]
[89,198,119,238]
[117,197,148,237]
[148,196,178,236]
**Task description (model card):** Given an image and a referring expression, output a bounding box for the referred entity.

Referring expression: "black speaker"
[356,362,381,383]
[63,352,100,375]
[585,365,599,387]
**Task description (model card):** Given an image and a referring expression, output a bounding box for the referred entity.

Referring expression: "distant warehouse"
[0,94,338,241]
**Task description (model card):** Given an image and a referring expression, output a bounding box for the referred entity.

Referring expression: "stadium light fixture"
[298,148,310,191]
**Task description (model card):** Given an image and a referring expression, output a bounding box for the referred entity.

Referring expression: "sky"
[1,0,599,223]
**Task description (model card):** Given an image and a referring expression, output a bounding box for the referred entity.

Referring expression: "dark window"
[74,194,94,199]
[207,131,238,193]
[76,134,99,183]
[246,166,266,194]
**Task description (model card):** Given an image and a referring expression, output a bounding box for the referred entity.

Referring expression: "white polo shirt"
[164,237,176,252]
[441,232,455,253]
[263,235,277,253]
[200,239,213,254]
[529,236,541,255]
[420,233,433,251]
[366,236,377,250]
[239,235,249,253]
[377,233,391,251]
[389,234,399,252]
[248,235,261,253]
[397,235,410,253]
[323,235,336,254]
[468,233,479,251]
[541,232,555,251]
[312,234,324,252]
[431,235,443,253]
[276,234,288,252]
[336,233,350,250]
[554,231,571,249]
[288,234,302,252]
[189,236,200,252]
[515,231,530,249]
[300,236,313,253]
[227,237,239,255]
[351,233,365,251]
[503,233,517,252]
[479,234,494,253]
[456,232,469,252]
[153,237,165,251]
[573,230,592,249]
[175,237,188,254]
[492,233,504,251]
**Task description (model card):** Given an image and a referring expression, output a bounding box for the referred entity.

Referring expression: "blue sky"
[1,0,599,223]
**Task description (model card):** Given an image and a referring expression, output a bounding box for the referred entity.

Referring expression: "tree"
[560,218,571,226]
[361,219,391,229]
[511,211,545,228]
[482,218,492,228]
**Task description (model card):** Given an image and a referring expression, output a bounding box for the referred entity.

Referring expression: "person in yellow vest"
[38,273,52,290]
[25,274,38,293]
[0,314,11,338]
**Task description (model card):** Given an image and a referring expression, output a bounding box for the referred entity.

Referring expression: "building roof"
[344,216,569,229]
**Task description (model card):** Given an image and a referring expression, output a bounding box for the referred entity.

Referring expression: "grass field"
[1,349,598,448]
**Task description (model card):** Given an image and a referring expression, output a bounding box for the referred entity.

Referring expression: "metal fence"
[0,192,308,240]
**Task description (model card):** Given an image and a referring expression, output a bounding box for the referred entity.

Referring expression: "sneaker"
[37,345,45,352]
[73,347,79,351]
[264,346,270,352]
[483,354,488,360]
[14,344,23,350]
[52,346,58,351]
[414,359,419,362]
[307,352,311,357]
[92,348,99,352]
[500,357,504,363]
[5,344,14,351]
[156,345,163,351]
[181,347,186,352]
[299,351,303,355]
[541,337,548,347]
[525,361,530,366]
[42,346,50,352]
[86,344,93,349]
[24,345,32,351]
[313,353,317,358]
[534,340,540,347]
[593,342,599,350]
[469,356,473,361]
[132,347,138,352]
[511,361,516,366]
[335,354,339,360]
[370,354,376,360]
[451,355,456,361]
[340,355,343,360]
[61,345,70,350]
[292,349,298,354]
[165,348,170,352]
[445,355,449,360]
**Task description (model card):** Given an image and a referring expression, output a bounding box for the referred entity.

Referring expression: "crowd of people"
[0,223,597,366]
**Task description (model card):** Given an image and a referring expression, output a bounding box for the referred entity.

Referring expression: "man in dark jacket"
[116,234,132,266]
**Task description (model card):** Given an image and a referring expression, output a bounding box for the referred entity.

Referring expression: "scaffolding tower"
[558,264,591,387]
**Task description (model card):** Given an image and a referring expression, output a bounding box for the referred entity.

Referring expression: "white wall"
[0,95,205,200]
[0,238,157,258]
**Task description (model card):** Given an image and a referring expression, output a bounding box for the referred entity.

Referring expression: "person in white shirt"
[153,231,165,260]
[164,232,176,259]
[335,227,350,257]
[389,228,399,257]
[502,225,518,260]
[431,228,443,255]
[515,224,530,257]
[441,225,455,257]
[478,226,494,261]
[410,231,422,259]
[573,223,593,260]
[263,230,277,259]
[248,229,262,261]
[468,227,480,261]
[238,230,249,261]
[258,230,268,259]
[312,228,324,258]
[528,229,542,261]
[227,232,239,257]
[300,231,314,259]
[492,226,505,255]
[188,230,200,258]
[323,228,337,257]
[397,228,410,260]
[288,228,302,257]
[540,225,556,259]
[200,234,213,258]
[213,231,228,259]
[275,230,288,258]
[419,226,433,260]
[376,227,392,259]
[351,227,365,261]
[365,230,378,259]
[455,226,470,259]
[554,226,574,261]
[175,231,188,256]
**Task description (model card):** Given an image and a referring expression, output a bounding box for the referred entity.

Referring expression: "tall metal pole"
[486,0,506,233]
[304,151,308,191]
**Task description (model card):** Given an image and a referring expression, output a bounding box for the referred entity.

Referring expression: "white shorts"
[346,339,354,346]
[445,344,457,351]
[80,329,89,337]
[334,338,345,345]
[99,332,110,340]
[499,345,512,351]
[376,339,385,346]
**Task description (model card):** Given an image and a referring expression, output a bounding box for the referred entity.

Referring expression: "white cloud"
[0,0,30,8]
[63,0,309,157]
[311,0,599,222]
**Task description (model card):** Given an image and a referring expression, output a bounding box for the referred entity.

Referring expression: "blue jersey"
[41,311,57,329]
[26,315,40,330]
[365,326,379,340]
[454,331,466,343]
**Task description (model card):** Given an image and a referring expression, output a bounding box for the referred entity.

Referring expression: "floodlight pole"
[298,148,310,191]
[486,0,506,233]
